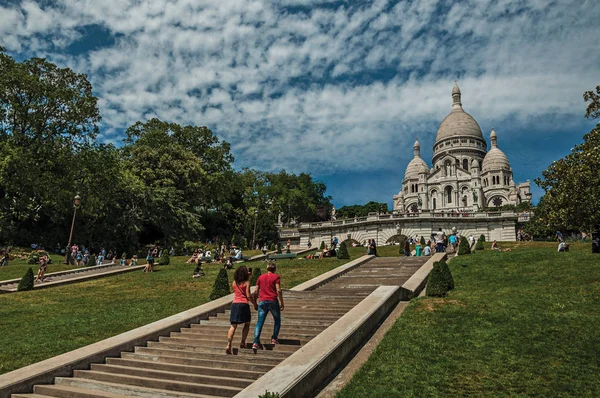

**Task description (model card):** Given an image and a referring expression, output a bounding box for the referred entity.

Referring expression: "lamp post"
[65,195,82,264]
[252,209,258,250]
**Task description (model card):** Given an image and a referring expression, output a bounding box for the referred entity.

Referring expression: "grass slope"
[339,242,600,397]
[0,254,80,281]
[0,254,363,374]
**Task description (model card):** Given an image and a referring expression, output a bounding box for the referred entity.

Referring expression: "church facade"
[393,82,531,213]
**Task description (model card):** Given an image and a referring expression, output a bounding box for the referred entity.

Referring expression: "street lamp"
[252,209,258,250]
[65,195,82,264]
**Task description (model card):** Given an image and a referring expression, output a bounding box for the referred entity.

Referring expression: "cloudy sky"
[2,0,599,208]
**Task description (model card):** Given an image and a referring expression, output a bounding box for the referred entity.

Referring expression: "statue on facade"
[472,189,478,204]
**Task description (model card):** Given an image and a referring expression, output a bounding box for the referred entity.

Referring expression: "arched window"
[432,198,437,210]
[445,186,453,204]
[463,159,469,170]
[492,197,503,207]
[431,190,437,210]
[415,183,418,192]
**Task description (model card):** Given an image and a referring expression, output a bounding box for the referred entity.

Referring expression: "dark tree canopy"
[336,201,389,219]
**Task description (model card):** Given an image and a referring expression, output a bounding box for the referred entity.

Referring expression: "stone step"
[146,341,293,358]
[105,357,264,380]
[72,370,242,397]
[120,352,275,373]
[133,347,282,366]
[200,318,333,327]
[164,332,310,348]
[12,394,54,398]
[179,327,319,339]
[34,383,133,397]
[218,312,341,322]
[157,336,300,353]
[54,378,214,398]
[89,364,254,389]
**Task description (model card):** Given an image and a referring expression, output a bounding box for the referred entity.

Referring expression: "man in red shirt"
[253,262,284,349]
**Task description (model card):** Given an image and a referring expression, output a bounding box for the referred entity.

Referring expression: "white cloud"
[1,0,599,189]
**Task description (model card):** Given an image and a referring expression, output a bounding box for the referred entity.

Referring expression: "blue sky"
[1,0,599,209]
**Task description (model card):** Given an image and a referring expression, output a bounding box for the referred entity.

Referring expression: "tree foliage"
[534,86,600,232]
[209,268,230,300]
[336,201,389,219]
[458,236,471,255]
[337,241,349,259]
[250,267,261,286]
[426,262,449,297]
[0,51,333,254]
[159,250,170,265]
[17,267,34,291]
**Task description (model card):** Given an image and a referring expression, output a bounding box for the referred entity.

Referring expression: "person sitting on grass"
[1,251,9,266]
[558,241,570,252]
[192,263,205,278]
[96,252,104,265]
[224,257,234,269]
[130,255,137,266]
[491,240,512,252]
[230,248,243,263]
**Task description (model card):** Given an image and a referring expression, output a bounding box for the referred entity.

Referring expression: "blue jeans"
[254,300,280,345]
[436,243,445,253]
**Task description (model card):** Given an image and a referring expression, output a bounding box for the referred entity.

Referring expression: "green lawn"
[339,242,600,397]
[0,253,81,281]
[0,253,362,374]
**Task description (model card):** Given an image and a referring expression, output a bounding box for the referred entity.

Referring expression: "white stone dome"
[435,82,484,142]
[482,129,511,172]
[404,157,429,178]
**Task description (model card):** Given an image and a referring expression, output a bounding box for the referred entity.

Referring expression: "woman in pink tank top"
[226,266,256,354]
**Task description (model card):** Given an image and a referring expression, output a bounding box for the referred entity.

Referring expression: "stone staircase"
[10,256,428,398]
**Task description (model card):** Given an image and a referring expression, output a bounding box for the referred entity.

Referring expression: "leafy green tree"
[250,267,261,286]
[337,241,349,259]
[336,201,389,219]
[209,268,230,300]
[420,236,426,246]
[534,86,600,234]
[426,262,449,297]
[159,250,170,265]
[475,236,484,251]
[479,234,486,243]
[17,268,34,291]
[458,236,471,255]
[319,241,325,250]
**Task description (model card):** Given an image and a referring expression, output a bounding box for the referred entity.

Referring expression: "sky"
[1,0,599,208]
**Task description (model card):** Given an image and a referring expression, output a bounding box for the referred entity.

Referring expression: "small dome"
[404,157,429,178]
[471,159,479,169]
[414,139,420,148]
[482,147,510,172]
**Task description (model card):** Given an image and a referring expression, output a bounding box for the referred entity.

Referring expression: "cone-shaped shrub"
[439,259,454,290]
[479,234,486,243]
[319,241,325,250]
[458,236,471,255]
[475,237,484,251]
[426,261,449,297]
[210,268,230,300]
[276,244,282,254]
[17,267,35,291]
[250,267,262,286]
[258,391,280,398]
[88,254,96,266]
[420,236,426,246]
[159,250,170,265]
[337,241,350,259]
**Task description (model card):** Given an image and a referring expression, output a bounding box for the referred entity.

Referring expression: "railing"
[297,211,523,229]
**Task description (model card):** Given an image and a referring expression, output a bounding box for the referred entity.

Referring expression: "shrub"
[276,244,282,254]
[250,267,262,286]
[209,268,230,300]
[475,237,484,251]
[159,250,170,265]
[121,252,127,259]
[337,241,350,259]
[88,254,96,266]
[458,236,471,255]
[426,262,449,297]
[17,268,35,291]
[258,391,280,398]
[439,258,454,290]
[398,236,406,255]
[420,236,426,246]
[479,234,486,243]
[319,241,325,250]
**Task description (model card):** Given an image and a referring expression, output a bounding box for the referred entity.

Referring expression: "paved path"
[11,256,428,398]
[0,262,146,293]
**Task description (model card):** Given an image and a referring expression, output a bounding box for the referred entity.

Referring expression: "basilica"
[393,82,531,213]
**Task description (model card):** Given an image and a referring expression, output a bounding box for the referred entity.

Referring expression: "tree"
[337,241,349,259]
[439,259,454,290]
[250,267,261,286]
[17,267,34,291]
[319,241,325,250]
[534,86,600,234]
[159,250,170,265]
[426,262,449,297]
[209,268,230,300]
[420,236,426,246]
[479,234,486,243]
[475,236,484,251]
[336,201,389,219]
[458,236,471,255]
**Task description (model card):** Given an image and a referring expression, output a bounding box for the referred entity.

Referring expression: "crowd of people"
[185,244,245,272]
